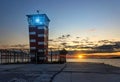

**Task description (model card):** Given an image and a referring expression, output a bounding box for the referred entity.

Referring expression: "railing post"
[50,48,53,63]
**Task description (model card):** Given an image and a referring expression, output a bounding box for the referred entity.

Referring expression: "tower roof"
[26,14,50,22]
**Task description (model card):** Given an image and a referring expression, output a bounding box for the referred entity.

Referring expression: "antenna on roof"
[37,10,40,14]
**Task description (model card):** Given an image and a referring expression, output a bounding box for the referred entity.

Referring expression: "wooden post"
[0,50,1,64]
[14,51,15,63]
[50,48,52,63]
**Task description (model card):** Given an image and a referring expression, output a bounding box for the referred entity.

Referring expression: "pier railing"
[0,49,30,64]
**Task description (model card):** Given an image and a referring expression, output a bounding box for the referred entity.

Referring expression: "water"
[67,59,120,67]
[1,57,120,68]
[48,57,120,68]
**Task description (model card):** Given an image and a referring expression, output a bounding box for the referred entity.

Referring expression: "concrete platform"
[53,62,120,82]
[0,64,65,82]
[0,62,120,82]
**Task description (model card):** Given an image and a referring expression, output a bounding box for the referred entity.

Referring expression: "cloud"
[58,34,71,39]
[76,37,80,39]
[11,44,28,47]
[88,28,96,32]
[0,44,29,49]
[91,41,120,53]
[48,39,54,41]
[112,42,120,49]
[98,40,113,44]
[49,34,120,52]
[72,41,79,44]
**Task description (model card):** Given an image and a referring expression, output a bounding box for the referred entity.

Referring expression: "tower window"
[29,32,36,35]
[38,26,47,30]
[30,39,36,42]
[30,47,36,50]
[38,34,46,37]
[38,49,44,52]
[38,42,46,45]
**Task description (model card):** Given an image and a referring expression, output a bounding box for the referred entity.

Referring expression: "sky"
[0,0,120,49]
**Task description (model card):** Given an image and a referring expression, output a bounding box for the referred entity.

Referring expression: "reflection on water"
[67,59,120,67]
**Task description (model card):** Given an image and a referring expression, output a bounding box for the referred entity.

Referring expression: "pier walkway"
[53,62,120,82]
[0,64,65,82]
[0,62,120,82]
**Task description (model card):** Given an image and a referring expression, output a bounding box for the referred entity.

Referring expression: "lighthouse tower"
[26,12,50,63]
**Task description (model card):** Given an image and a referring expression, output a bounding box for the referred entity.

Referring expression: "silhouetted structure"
[0,49,30,64]
[59,49,67,63]
[26,12,50,63]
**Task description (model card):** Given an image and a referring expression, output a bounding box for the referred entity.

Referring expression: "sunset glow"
[78,55,84,59]
[0,0,120,57]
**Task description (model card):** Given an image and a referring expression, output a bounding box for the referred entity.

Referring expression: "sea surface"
[67,59,120,68]
[1,58,120,68]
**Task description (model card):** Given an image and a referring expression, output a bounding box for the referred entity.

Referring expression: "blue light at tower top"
[26,14,50,26]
